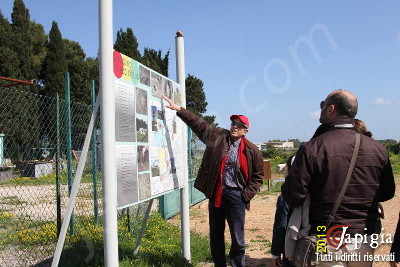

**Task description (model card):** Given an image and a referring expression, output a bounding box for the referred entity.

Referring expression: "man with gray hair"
[283,89,395,266]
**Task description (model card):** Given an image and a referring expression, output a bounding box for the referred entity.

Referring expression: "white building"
[256,143,268,151]
[266,141,295,150]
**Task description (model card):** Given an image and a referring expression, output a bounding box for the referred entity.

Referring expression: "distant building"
[266,141,295,150]
[256,143,268,151]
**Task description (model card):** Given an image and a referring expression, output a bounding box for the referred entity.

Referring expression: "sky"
[2,1,399,142]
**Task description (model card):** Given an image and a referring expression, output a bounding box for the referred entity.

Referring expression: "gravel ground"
[170,179,400,267]
[0,183,102,266]
[0,183,103,221]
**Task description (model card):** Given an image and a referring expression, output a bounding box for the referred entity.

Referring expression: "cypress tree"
[0,11,20,78]
[141,48,169,76]
[11,0,35,81]
[114,27,141,61]
[41,21,67,96]
[64,39,90,104]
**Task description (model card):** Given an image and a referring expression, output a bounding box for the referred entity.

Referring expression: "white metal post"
[51,99,100,267]
[175,31,191,262]
[99,0,119,266]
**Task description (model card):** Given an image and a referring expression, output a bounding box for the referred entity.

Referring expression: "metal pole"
[56,94,61,236]
[176,31,191,262]
[64,72,74,235]
[99,0,119,266]
[51,98,100,267]
[91,80,99,224]
[126,208,131,233]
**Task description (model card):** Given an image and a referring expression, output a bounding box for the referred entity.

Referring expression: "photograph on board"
[173,116,177,135]
[136,87,148,115]
[151,158,160,177]
[138,173,151,201]
[150,72,163,98]
[151,105,159,132]
[136,118,148,143]
[150,148,161,177]
[163,79,173,99]
[173,84,182,106]
[137,145,150,172]
[139,65,150,86]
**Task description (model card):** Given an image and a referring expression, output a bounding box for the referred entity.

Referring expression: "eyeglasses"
[231,121,247,129]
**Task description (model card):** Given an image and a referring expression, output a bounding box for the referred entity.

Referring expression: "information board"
[113,50,188,208]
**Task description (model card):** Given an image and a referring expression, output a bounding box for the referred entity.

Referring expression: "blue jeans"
[209,188,246,267]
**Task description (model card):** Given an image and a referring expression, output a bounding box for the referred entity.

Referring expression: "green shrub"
[390,153,400,176]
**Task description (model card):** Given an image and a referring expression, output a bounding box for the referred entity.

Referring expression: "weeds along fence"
[0,84,206,266]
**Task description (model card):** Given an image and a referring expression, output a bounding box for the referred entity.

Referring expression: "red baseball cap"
[230,115,250,128]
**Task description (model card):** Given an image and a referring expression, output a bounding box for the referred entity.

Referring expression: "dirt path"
[170,180,400,267]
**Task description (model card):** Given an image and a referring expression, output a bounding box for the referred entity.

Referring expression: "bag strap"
[326,133,361,226]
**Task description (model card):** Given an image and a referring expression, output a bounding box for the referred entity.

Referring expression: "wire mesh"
[0,86,205,266]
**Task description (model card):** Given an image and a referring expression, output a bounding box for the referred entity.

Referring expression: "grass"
[0,170,100,186]
[0,196,27,205]
[260,153,400,195]
[390,153,400,176]
[0,213,211,266]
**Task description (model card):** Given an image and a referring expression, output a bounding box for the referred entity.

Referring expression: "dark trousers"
[209,188,246,267]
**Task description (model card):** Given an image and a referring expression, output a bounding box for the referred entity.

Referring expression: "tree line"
[0,0,215,162]
[0,0,215,123]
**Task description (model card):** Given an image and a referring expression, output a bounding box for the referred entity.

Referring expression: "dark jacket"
[176,108,264,208]
[282,118,395,234]
[271,195,290,256]
[392,213,400,262]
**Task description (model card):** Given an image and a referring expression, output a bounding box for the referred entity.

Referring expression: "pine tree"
[41,21,67,96]
[185,74,207,115]
[185,74,216,125]
[114,27,141,61]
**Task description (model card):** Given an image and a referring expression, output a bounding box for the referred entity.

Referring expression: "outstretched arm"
[163,96,222,145]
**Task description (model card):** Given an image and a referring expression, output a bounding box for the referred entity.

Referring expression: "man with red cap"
[164,96,264,267]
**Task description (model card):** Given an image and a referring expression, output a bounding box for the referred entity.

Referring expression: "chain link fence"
[0,86,205,266]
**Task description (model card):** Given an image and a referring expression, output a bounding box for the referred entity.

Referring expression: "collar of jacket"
[312,118,355,139]
[326,117,355,128]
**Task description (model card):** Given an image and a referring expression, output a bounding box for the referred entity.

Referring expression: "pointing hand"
[163,96,181,111]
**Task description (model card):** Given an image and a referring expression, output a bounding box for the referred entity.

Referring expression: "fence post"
[56,94,62,236]
[64,72,74,234]
[91,80,99,224]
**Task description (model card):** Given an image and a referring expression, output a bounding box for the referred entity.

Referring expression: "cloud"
[374,97,393,105]
[310,110,320,120]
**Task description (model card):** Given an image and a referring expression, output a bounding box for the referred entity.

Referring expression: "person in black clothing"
[272,116,382,267]
[271,156,295,267]
[282,90,395,267]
